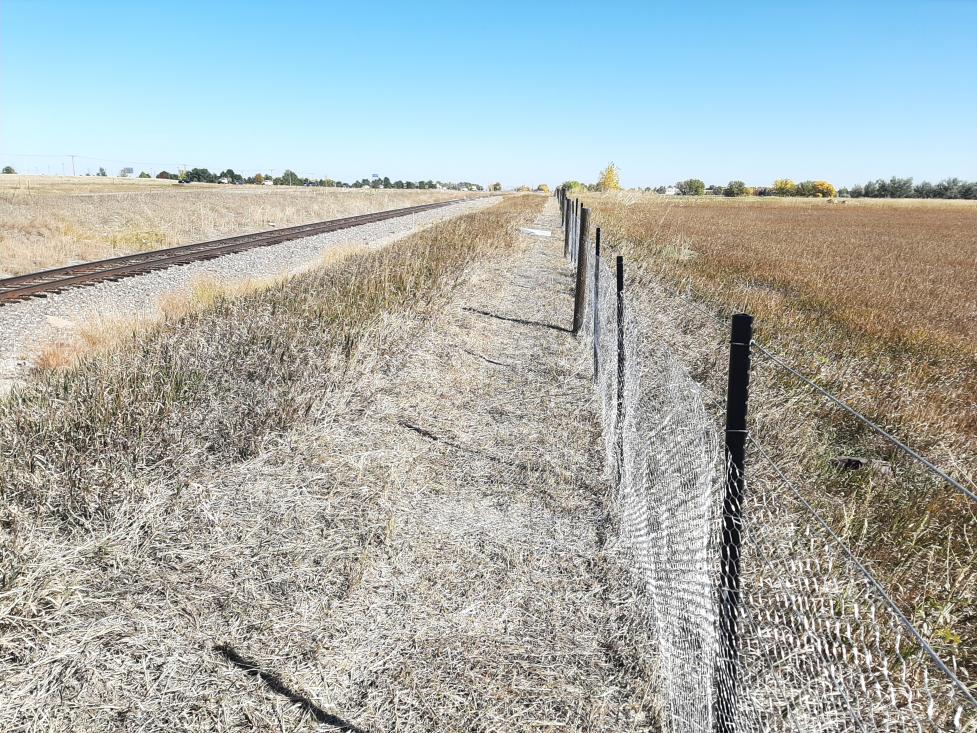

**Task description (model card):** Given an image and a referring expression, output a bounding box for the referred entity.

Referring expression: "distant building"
[663,186,678,195]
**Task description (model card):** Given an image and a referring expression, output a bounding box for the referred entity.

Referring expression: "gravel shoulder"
[0,197,498,392]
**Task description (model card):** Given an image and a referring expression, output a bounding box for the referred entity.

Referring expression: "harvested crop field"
[0,175,479,277]
[0,196,657,731]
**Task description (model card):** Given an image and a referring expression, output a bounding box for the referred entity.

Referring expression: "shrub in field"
[536,183,550,193]
[676,178,705,196]
[2,165,15,174]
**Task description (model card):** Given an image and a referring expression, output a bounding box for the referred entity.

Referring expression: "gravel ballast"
[0,197,498,390]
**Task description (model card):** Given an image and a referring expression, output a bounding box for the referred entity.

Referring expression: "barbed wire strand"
[750,342,977,505]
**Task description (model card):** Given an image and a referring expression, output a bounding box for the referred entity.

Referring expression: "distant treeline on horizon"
[0,164,485,191]
[157,168,486,191]
[650,176,977,199]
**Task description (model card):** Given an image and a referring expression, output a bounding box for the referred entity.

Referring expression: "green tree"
[275,169,302,185]
[1,166,15,174]
[536,183,551,193]
[137,171,151,178]
[937,178,962,198]
[724,180,747,197]
[676,178,705,196]
[186,167,216,183]
[596,162,621,191]
[97,167,108,176]
[885,177,913,198]
[560,180,586,192]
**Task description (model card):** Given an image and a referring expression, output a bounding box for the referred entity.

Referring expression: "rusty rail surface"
[0,199,464,305]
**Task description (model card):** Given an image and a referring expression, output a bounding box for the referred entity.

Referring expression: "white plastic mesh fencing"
[576,233,977,733]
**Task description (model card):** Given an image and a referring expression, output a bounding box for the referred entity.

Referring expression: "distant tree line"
[841,177,977,199]
[151,167,483,190]
[656,178,839,198]
[639,175,977,200]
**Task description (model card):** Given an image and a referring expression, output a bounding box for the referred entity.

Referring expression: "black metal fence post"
[592,227,601,382]
[571,208,591,334]
[572,199,580,264]
[563,200,571,257]
[615,256,625,478]
[715,312,753,733]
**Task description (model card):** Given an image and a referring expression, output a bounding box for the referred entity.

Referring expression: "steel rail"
[0,199,464,305]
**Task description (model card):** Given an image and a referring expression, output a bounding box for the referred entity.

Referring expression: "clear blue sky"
[2,0,975,188]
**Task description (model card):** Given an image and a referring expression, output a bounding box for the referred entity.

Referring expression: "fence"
[555,188,977,733]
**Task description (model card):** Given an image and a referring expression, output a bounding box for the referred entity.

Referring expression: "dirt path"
[292,198,652,729]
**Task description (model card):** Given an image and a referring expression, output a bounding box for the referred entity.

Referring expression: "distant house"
[663,186,678,195]
[218,177,229,184]
[263,180,273,186]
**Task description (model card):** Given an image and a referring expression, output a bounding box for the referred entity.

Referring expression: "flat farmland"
[0,176,476,277]
[587,194,977,450]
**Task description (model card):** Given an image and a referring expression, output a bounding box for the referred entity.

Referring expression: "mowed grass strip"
[0,194,543,521]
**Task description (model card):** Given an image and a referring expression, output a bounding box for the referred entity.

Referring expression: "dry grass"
[0,194,661,731]
[31,244,376,372]
[0,175,478,277]
[582,191,977,667]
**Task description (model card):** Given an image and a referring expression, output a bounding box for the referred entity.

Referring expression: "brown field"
[585,193,977,455]
[583,192,977,664]
[0,175,479,277]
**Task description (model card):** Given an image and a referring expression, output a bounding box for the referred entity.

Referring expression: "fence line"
[554,186,976,732]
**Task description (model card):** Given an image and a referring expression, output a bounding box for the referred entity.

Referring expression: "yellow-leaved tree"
[596,163,621,191]
[773,179,797,196]
[813,180,837,198]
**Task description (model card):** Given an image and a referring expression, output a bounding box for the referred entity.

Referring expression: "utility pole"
[69,154,76,176]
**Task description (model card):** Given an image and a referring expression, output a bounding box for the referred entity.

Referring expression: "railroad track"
[0,199,464,306]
